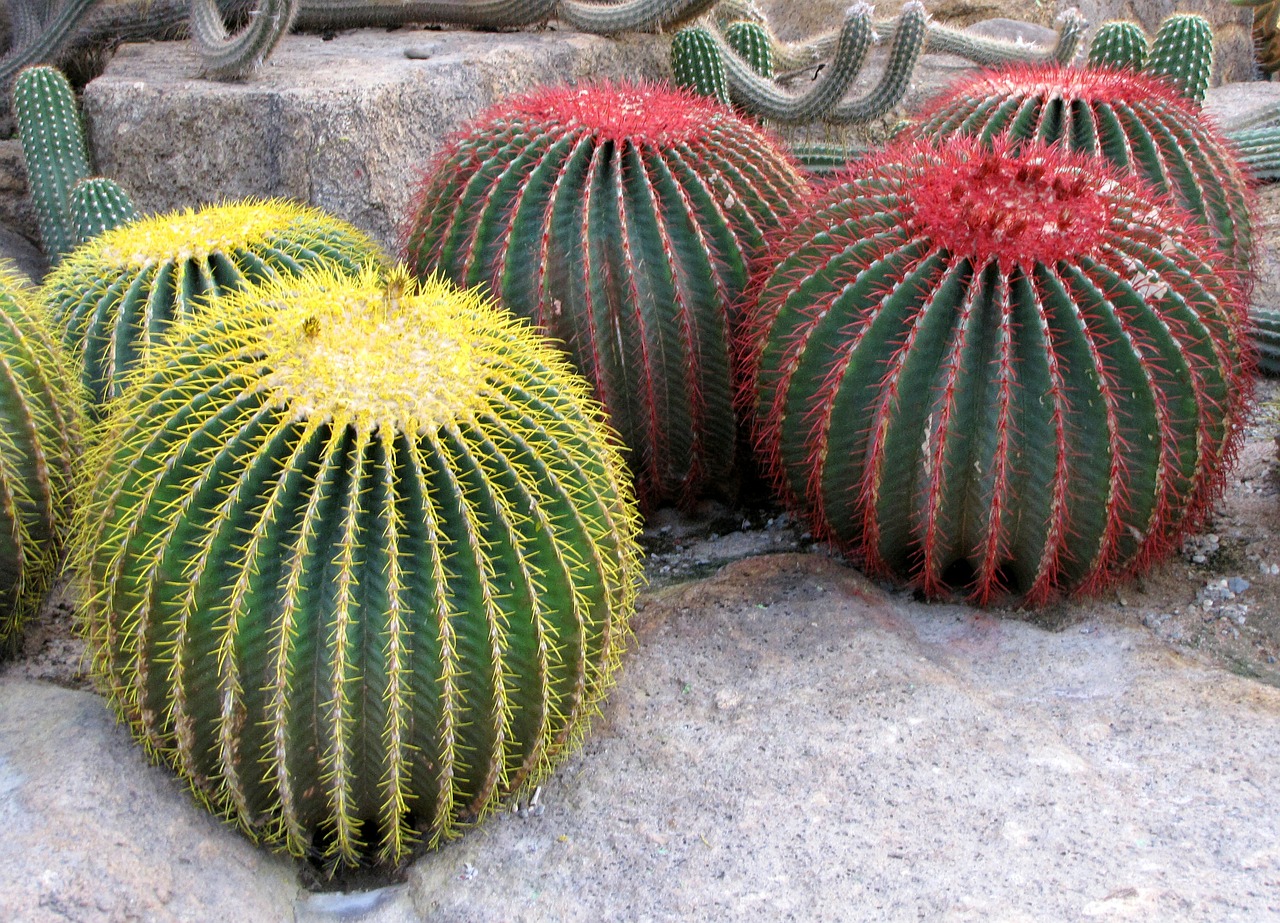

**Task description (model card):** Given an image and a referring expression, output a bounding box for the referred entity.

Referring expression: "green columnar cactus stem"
[744,136,1251,605]
[724,20,774,78]
[0,266,80,651]
[831,0,925,123]
[790,141,864,175]
[13,65,91,262]
[900,7,1086,67]
[190,0,299,80]
[9,0,47,50]
[1145,13,1213,105]
[1086,20,1149,70]
[40,199,384,408]
[716,3,874,124]
[558,0,719,34]
[405,82,807,509]
[76,265,641,869]
[69,177,140,246]
[0,0,96,91]
[913,66,1254,276]
[671,26,731,106]
[1228,124,1280,180]
[1251,308,1280,375]
[296,0,557,31]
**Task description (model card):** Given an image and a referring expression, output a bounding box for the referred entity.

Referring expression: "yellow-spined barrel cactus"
[0,266,80,649]
[40,199,384,408]
[405,82,807,509]
[76,266,642,868]
[745,136,1251,606]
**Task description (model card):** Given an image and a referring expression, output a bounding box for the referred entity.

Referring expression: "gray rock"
[0,140,39,249]
[0,224,46,285]
[1204,80,1280,132]
[84,29,671,256]
[0,677,299,922]
[402,555,1280,922]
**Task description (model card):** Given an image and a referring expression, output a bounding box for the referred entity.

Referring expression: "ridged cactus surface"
[1145,13,1214,105]
[69,177,140,246]
[671,27,730,105]
[40,200,383,408]
[1086,21,1149,70]
[745,136,1251,605]
[405,82,807,509]
[914,65,1254,275]
[76,266,642,868]
[0,267,80,649]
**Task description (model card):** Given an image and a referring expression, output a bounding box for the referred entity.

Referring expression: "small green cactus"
[1086,21,1149,71]
[69,177,140,247]
[0,266,80,650]
[724,20,774,78]
[76,264,642,869]
[1145,13,1214,105]
[13,65,91,261]
[39,199,384,409]
[671,26,730,106]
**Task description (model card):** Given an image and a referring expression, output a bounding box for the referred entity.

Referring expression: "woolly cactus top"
[903,138,1121,270]
[479,80,748,146]
[96,200,329,269]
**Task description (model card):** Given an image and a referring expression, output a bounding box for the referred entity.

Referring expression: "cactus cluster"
[1084,14,1214,105]
[744,135,1252,605]
[0,267,80,649]
[913,65,1254,275]
[40,199,383,407]
[76,264,642,867]
[404,81,807,508]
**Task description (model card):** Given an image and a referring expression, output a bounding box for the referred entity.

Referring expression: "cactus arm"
[297,0,557,30]
[0,0,97,92]
[1228,124,1280,179]
[189,0,299,80]
[830,0,925,124]
[717,3,874,124]
[9,0,50,50]
[13,65,91,261]
[557,0,719,34]
[900,7,1086,66]
[1250,308,1280,375]
[1144,13,1213,106]
[1086,20,1149,70]
[70,177,140,245]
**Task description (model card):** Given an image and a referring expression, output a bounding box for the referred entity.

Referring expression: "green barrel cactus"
[0,266,80,649]
[913,65,1254,276]
[13,65,91,262]
[405,81,807,509]
[39,199,383,408]
[1086,21,1149,71]
[744,136,1252,605]
[76,265,642,868]
[1145,13,1214,105]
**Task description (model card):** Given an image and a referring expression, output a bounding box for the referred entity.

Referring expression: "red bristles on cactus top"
[743,134,1252,606]
[504,81,720,145]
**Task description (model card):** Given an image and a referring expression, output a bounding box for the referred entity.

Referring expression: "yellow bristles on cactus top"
[77,263,642,869]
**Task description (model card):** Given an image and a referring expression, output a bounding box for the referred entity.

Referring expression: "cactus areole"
[914,65,1254,276]
[746,137,1252,605]
[404,81,807,509]
[78,267,642,868]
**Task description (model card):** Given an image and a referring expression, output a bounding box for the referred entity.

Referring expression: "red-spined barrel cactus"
[404,81,808,509]
[913,65,1253,275]
[76,265,641,868]
[0,266,79,649]
[744,136,1251,605]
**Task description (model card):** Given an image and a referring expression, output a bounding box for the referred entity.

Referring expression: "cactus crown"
[504,81,721,145]
[98,201,315,269]
[906,139,1115,270]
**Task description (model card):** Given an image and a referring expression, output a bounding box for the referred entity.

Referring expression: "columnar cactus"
[1145,13,1214,105]
[40,199,383,408]
[744,136,1251,605]
[913,65,1254,275]
[0,267,79,649]
[13,65,91,261]
[76,265,642,868]
[1086,20,1149,70]
[724,19,774,78]
[405,82,807,508]
[69,177,140,247]
[671,26,730,105]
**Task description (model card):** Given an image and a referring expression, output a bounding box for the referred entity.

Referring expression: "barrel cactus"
[913,65,1254,276]
[744,136,1251,605]
[40,199,383,409]
[76,265,642,868]
[0,266,79,649]
[404,81,807,509]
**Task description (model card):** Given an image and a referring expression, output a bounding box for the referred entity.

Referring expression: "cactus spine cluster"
[76,265,642,868]
[405,82,807,508]
[913,65,1254,275]
[0,267,80,649]
[39,199,383,407]
[744,136,1251,604]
